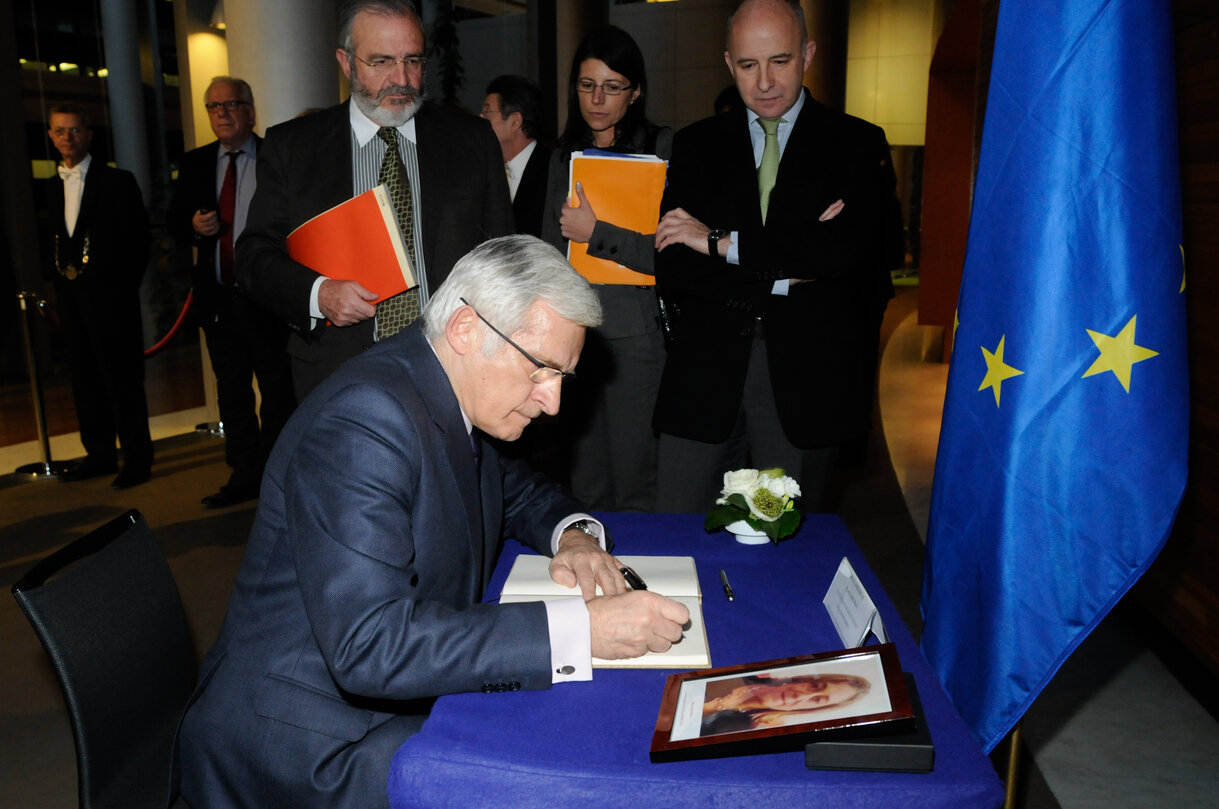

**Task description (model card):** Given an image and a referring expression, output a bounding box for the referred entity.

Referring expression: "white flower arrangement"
[704,467,803,543]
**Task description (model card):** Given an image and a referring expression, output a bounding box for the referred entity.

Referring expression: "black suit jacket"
[168,136,263,323]
[40,160,148,292]
[654,91,901,448]
[237,101,514,394]
[177,325,593,809]
[511,141,550,238]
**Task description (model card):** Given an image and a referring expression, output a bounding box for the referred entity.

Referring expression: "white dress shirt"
[58,153,93,237]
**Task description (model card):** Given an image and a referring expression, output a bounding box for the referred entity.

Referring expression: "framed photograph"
[649,643,913,762]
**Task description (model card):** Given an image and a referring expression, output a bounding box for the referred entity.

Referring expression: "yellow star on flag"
[978,335,1023,407]
[1082,314,1158,393]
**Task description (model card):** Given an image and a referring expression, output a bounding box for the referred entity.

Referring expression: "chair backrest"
[11,509,197,809]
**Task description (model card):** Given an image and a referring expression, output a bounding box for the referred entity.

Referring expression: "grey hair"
[422,235,602,355]
[206,76,254,105]
[726,0,808,51]
[337,0,422,53]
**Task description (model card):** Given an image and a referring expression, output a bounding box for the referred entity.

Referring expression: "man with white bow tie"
[40,102,153,488]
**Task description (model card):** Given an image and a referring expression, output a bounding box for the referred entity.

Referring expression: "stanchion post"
[14,291,70,479]
[1003,721,1022,809]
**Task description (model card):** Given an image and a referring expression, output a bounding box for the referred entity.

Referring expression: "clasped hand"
[550,533,690,660]
[559,182,597,243]
[318,279,377,326]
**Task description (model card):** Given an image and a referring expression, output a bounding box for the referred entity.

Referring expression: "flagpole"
[1003,721,1022,809]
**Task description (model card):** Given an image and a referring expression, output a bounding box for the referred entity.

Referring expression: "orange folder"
[566,152,667,285]
[286,184,416,302]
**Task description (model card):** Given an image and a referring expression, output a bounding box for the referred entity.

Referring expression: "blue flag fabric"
[920,0,1187,753]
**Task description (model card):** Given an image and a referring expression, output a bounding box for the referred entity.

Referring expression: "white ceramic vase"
[725,519,770,545]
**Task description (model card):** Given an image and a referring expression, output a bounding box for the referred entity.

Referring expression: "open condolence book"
[499,555,710,669]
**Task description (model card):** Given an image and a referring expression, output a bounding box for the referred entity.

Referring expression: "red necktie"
[217,150,241,286]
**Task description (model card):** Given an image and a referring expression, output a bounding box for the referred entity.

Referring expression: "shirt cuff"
[309,275,326,320]
[545,597,593,683]
[771,278,790,296]
[726,231,741,265]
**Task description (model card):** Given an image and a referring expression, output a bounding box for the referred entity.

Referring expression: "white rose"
[720,468,759,499]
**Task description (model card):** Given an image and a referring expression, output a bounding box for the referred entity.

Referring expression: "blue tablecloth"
[388,513,1003,809]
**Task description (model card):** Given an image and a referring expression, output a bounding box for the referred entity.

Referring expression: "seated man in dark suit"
[482,74,551,237]
[177,235,689,809]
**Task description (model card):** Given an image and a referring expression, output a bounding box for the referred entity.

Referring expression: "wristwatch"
[707,228,729,260]
[566,520,598,539]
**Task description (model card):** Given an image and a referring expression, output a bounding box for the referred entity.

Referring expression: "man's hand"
[192,209,220,237]
[559,182,597,243]
[655,207,727,255]
[318,279,377,326]
[819,198,845,222]
[587,591,691,659]
[550,531,627,600]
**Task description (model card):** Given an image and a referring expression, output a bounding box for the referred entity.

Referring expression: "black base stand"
[805,673,935,773]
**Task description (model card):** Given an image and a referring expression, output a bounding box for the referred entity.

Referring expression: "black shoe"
[201,484,259,509]
[59,457,118,483]
[111,466,152,489]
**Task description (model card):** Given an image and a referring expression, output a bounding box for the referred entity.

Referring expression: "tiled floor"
[877,303,1219,809]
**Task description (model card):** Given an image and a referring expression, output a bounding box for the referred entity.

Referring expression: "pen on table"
[719,568,734,602]
[620,566,647,590]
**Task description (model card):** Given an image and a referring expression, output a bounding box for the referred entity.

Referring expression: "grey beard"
[350,77,423,127]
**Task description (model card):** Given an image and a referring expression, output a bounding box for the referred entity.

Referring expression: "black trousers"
[201,289,296,488]
[55,276,153,469]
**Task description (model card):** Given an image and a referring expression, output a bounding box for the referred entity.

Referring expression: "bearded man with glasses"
[236,0,513,401]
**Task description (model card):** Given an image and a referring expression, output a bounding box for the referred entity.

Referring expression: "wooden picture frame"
[649,644,913,762]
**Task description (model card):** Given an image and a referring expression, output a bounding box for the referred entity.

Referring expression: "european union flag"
[920,0,1187,753]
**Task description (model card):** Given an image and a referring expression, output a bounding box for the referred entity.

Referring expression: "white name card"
[822,556,888,648]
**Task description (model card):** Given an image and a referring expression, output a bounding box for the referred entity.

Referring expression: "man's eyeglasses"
[50,127,86,137]
[459,297,575,384]
[351,53,429,76]
[204,100,251,113]
[576,79,634,96]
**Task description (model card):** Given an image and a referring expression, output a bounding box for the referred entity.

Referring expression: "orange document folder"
[566,152,667,285]
[286,184,416,302]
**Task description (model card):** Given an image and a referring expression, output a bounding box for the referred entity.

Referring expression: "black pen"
[621,566,647,590]
[719,568,734,602]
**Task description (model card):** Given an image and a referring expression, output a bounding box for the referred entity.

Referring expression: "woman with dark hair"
[541,25,672,514]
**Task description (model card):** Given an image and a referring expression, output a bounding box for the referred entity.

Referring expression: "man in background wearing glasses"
[177,236,689,809]
[169,76,297,509]
[237,0,513,400]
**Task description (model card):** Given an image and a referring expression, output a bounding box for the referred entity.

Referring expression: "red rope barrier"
[144,290,194,358]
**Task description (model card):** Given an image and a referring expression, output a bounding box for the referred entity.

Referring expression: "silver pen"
[719,568,734,601]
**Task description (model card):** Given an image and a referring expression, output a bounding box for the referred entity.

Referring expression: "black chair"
[12,509,197,809]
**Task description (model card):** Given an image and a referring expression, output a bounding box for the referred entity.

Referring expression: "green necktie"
[757,117,784,224]
[375,126,421,340]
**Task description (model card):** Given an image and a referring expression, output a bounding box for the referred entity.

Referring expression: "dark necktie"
[469,428,483,469]
[375,127,421,339]
[218,150,241,286]
[758,118,783,224]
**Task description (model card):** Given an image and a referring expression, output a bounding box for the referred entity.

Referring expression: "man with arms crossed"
[654,0,902,511]
[177,236,689,809]
[238,0,513,399]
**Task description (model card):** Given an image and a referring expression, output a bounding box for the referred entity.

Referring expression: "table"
[388,514,1003,809]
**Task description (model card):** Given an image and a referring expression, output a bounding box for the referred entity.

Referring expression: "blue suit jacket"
[177,325,591,809]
